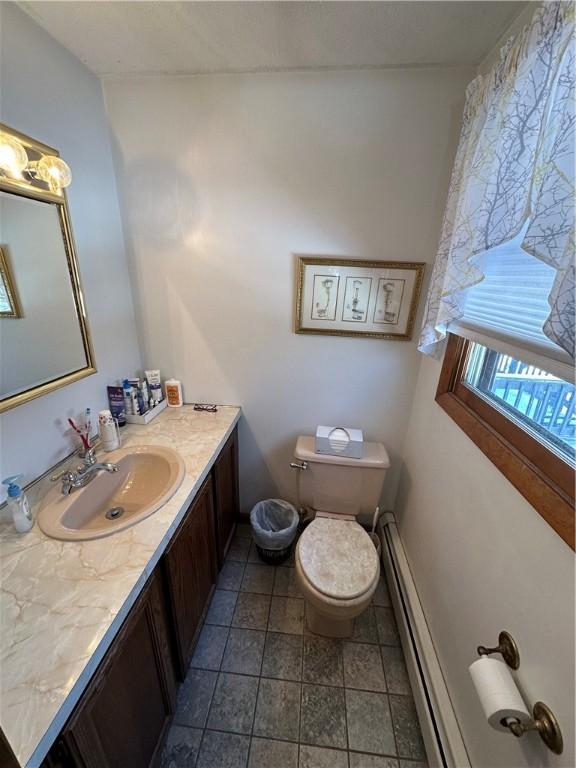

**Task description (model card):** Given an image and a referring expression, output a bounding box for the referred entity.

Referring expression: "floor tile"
[274,567,302,597]
[253,677,301,741]
[346,690,395,756]
[389,696,426,761]
[222,628,265,676]
[191,624,229,670]
[351,607,379,644]
[343,642,386,692]
[350,754,399,768]
[158,725,203,768]
[186,551,426,768]
[206,589,238,626]
[399,762,427,768]
[381,646,411,695]
[241,563,276,594]
[206,672,259,734]
[372,576,392,607]
[236,523,252,539]
[173,668,218,728]
[303,636,343,687]
[248,540,262,563]
[299,744,349,768]
[218,561,246,591]
[300,684,347,750]
[232,592,271,630]
[249,737,299,768]
[261,632,303,681]
[227,536,251,562]
[269,596,304,635]
[375,607,400,646]
[196,730,250,768]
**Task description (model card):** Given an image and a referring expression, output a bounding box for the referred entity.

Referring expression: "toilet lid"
[298,517,379,600]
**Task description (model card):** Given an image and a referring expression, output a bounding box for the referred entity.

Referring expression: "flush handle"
[289,461,308,471]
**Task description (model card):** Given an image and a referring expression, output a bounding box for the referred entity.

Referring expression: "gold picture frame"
[0,246,22,318]
[0,124,96,414]
[295,256,425,340]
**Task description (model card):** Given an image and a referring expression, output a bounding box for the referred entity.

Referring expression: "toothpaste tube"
[145,369,163,405]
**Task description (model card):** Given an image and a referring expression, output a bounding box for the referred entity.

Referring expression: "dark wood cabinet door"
[213,427,239,565]
[61,572,175,768]
[163,475,217,678]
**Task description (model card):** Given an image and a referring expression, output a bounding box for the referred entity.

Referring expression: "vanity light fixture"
[0,131,72,190]
[0,134,28,176]
[30,155,72,190]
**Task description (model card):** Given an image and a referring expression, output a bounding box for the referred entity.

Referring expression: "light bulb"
[36,155,72,189]
[0,135,28,176]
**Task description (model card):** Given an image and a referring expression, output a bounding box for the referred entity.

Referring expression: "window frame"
[436,333,574,550]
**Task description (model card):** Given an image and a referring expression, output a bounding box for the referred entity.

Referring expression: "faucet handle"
[82,447,97,465]
[50,468,70,482]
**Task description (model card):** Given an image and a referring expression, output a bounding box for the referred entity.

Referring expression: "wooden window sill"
[436,334,574,550]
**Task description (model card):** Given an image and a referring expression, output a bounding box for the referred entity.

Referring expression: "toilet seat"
[297,517,379,600]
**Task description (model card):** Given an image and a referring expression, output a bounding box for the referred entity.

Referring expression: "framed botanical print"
[295,256,425,339]
[0,246,22,318]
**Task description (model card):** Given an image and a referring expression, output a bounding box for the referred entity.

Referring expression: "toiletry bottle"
[165,379,183,407]
[123,379,133,416]
[2,475,33,533]
[145,370,162,404]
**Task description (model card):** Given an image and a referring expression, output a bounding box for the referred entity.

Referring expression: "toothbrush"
[68,417,91,452]
[84,407,91,444]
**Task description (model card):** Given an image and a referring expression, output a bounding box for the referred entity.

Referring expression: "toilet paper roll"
[469,656,530,732]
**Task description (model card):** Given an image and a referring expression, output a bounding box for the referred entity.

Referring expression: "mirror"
[0,125,95,413]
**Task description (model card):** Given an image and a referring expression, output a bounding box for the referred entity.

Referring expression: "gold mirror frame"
[0,124,96,413]
[0,245,22,318]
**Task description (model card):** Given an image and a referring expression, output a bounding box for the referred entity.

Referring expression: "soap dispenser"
[2,475,33,533]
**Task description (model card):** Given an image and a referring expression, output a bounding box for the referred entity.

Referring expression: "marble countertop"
[0,405,241,768]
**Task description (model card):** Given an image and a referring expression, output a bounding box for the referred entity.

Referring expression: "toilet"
[292,435,390,638]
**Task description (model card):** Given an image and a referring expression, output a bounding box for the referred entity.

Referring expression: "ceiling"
[19,1,526,77]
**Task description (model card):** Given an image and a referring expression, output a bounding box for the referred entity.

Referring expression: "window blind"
[450,223,574,380]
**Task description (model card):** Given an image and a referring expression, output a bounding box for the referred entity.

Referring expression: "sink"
[38,445,186,541]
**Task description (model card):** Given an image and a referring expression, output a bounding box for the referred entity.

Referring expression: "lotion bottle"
[165,379,183,407]
[2,475,33,533]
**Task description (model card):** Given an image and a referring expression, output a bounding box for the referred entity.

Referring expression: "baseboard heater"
[379,513,471,768]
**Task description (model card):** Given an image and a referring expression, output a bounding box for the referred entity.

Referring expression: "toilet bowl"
[295,515,380,637]
[291,435,390,638]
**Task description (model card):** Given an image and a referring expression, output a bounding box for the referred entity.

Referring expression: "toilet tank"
[294,435,390,516]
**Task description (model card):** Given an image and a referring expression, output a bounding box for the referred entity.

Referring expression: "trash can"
[250,499,299,565]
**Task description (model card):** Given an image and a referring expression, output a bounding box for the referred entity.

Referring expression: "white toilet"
[292,435,390,638]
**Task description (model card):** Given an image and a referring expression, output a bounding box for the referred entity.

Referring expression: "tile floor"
[157,524,427,768]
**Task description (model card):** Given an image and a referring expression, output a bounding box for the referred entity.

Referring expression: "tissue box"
[315,425,364,459]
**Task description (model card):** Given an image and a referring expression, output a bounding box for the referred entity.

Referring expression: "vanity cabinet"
[213,427,239,565]
[57,571,175,768]
[163,473,217,679]
[40,425,239,768]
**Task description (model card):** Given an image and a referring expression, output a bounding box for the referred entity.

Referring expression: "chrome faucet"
[51,447,119,496]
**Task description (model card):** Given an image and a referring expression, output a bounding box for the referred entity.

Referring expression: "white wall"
[396,354,575,767]
[0,4,141,494]
[396,6,574,764]
[104,67,472,513]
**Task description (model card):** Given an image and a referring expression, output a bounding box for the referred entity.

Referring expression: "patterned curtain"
[419,2,575,358]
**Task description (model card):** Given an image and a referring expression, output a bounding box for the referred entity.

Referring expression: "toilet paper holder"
[503,702,563,755]
[475,631,563,754]
[477,630,520,669]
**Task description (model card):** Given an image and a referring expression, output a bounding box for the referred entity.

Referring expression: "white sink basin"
[38,445,185,541]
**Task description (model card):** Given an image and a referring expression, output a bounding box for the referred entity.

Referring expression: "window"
[437,334,575,550]
[465,345,575,466]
